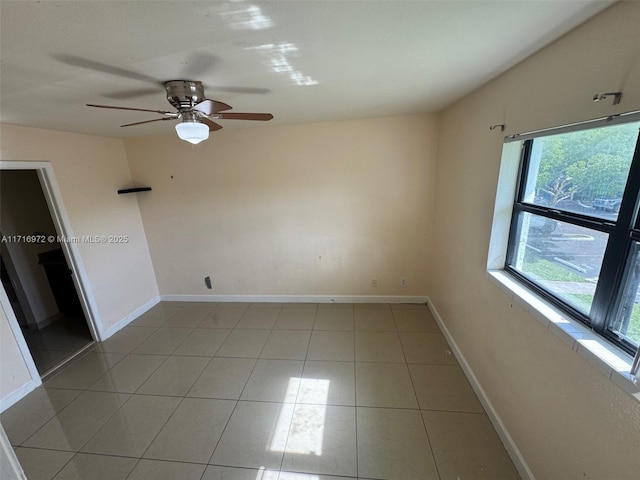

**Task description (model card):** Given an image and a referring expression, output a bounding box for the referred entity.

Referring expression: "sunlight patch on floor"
[269,377,330,456]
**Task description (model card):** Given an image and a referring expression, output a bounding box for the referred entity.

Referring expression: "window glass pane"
[522,122,640,220]
[609,242,640,347]
[509,212,609,314]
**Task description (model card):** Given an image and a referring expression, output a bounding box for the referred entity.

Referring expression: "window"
[506,119,640,355]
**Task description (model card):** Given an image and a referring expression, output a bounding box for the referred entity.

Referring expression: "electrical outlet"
[371,279,377,287]
[205,276,212,289]
[400,277,407,287]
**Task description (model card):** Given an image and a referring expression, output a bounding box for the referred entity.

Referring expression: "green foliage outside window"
[536,123,638,206]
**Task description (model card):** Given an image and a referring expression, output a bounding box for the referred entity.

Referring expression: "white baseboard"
[0,378,40,413]
[101,295,161,340]
[160,294,428,304]
[426,298,535,480]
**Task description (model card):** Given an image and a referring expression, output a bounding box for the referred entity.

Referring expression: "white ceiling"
[0,0,613,139]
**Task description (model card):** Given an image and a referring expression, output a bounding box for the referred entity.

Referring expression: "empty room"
[0,1,639,479]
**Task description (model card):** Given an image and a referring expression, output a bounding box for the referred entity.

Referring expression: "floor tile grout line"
[181,350,224,399]
[236,303,283,330]
[275,385,301,473]
[88,349,172,395]
[134,324,198,356]
[130,351,188,396]
[49,389,136,459]
[262,305,294,474]
[137,393,192,463]
[264,304,310,474]
[132,327,226,461]
[122,457,144,480]
[20,351,132,448]
[277,305,342,475]
[120,361,227,464]
[29,448,74,480]
[38,354,456,368]
[419,410,443,480]
[13,444,74,454]
[20,306,231,475]
[204,398,247,467]
[391,305,443,480]
[380,308,420,408]
[80,347,205,459]
[30,392,486,412]
[8,390,80,448]
[14,302,451,479]
[176,400,486,415]
[18,446,222,480]
[177,329,233,357]
[169,305,218,328]
[301,307,317,364]
[205,314,277,466]
[420,408,488,415]
[44,346,123,386]
[351,305,359,479]
[275,304,317,331]
[97,326,159,355]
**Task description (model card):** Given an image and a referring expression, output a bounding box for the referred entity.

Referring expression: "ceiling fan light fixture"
[87,79,273,138]
[175,120,209,144]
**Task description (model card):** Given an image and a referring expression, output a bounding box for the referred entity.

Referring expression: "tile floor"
[22,314,94,375]
[1,302,521,480]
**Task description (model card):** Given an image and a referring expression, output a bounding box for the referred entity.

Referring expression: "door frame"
[0,162,103,377]
[0,422,25,479]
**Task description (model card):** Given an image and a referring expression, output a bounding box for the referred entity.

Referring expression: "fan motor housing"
[164,80,206,110]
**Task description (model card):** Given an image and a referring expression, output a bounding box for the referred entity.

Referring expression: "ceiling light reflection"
[290,72,318,87]
[249,43,318,86]
[218,1,273,30]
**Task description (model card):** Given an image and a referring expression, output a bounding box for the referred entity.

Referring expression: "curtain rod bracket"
[490,124,505,132]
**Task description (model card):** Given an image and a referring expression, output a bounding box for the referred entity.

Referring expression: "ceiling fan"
[87,80,273,144]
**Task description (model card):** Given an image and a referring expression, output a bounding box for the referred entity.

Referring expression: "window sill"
[487,270,640,403]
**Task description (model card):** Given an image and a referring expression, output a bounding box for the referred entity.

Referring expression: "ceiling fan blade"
[87,104,176,115]
[193,99,232,115]
[102,88,160,100]
[218,112,274,121]
[200,117,223,132]
[120,117,176,128]
[53,54,160,84]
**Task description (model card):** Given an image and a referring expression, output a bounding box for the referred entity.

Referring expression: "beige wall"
[431,2,640,479]
[0,125,159,333]
[125,114,437,298]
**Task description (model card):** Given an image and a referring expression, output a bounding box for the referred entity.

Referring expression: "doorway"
[0,168,95,376]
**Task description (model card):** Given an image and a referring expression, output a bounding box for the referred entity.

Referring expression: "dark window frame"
[504,120,640,356]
